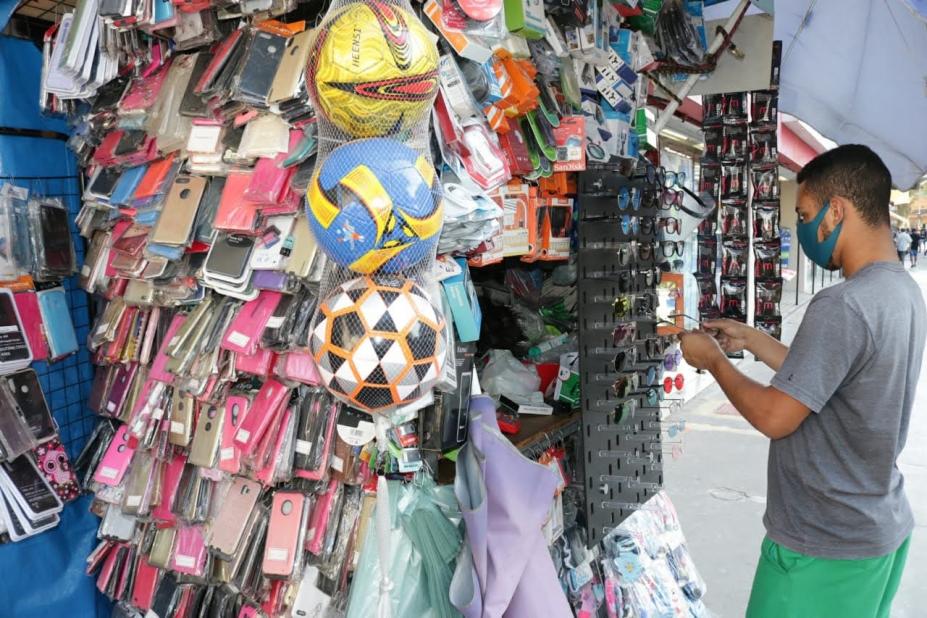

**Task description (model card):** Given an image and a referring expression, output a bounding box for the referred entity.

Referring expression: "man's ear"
[828,196,849,226]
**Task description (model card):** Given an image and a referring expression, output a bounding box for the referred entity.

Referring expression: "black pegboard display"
[577,170,664,547]
[3,174,98,460]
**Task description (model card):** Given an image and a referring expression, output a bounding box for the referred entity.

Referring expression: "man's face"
[797,185,842,270]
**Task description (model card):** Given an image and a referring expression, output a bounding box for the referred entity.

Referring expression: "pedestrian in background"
[909,229,920,267]
[895,227,911,264]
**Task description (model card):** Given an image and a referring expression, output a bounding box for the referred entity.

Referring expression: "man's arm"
[745,329,790,372]
[708,354,811,439]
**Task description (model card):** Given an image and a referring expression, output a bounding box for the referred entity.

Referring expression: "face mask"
[797,200,842,271]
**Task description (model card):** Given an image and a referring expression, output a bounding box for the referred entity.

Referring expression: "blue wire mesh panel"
[12,174,97,460]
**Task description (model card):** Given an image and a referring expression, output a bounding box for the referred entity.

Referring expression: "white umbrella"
[775,0,927,189]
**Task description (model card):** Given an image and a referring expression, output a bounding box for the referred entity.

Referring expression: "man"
[895,226,911,264]
[909,228,920,267]
[680,145,923,618]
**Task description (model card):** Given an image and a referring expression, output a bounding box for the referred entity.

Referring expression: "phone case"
[196,29,244,94]
[214,172,258,233]
[0,455,63,519]
[208,476,261,558]
[130,556,161,611]
[0,288,33,371]
[99,503,138,541]
[237,31,287,102]
[168,388,195,447]
[262,491,306,578]
[110,165,148,206]
[283,214,317,278]
[171,524,207,576]
[12,292,47,362]
[219,394,250,474]
[268,29,314,103]
[37,287,79,359]
[31,438,80,503]
[4,369,57,443]
[148,571,180,618]
[188,403,224,467]
[220,291,283,356]
[151,452,187,525]
[93,424,136,487]
[205,234,256,284]
[122,450,156,515]
[249,216,295,271]
[234,378,289,454]
[148,527,177,569]
[134,153,177,201]
[150,175,207,246]
[104,362,139,418]
[149,314,187,384]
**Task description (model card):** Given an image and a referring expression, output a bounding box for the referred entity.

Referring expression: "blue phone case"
[37,288,78,360]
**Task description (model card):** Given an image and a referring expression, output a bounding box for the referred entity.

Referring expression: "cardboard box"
[504,0,546,39]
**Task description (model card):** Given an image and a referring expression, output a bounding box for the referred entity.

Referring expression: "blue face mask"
[797,200,842,270]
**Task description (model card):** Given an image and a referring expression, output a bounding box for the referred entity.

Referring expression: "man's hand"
[701,319,754,354]
[679,330,726,371]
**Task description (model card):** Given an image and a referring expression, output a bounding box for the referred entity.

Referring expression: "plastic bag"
[479,349,540,402]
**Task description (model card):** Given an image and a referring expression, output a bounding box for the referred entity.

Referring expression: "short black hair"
[796,144,892,227]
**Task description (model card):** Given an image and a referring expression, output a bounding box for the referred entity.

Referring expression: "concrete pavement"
[665,264,927,617]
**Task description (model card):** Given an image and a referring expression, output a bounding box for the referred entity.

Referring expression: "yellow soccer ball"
[309,1,440,138]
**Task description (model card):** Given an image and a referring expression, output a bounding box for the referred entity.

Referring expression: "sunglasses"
[659,259,686,273]
[664,348,683,371]
[643,336,673,359]
[616,242,655,266]
[644,387,660,407]
[614,347,638,372]
[612,373,639,398]
[634,163,666,187]
[618,186,643,211]
[663,374,685,394]
[620,215,640,236]
[615,397,639,424]
[613,295,633,319]
[659,217,681,235]
[664,170,686,189]
[659,240,685,258]
[613,322,637,346]
[660,190,683,209]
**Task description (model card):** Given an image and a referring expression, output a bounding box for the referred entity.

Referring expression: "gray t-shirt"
[768,261,924,559]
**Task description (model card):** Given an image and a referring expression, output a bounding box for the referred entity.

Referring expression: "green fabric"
[746,536,911,618]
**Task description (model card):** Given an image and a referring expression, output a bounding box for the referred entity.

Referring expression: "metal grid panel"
[5,174,97,461]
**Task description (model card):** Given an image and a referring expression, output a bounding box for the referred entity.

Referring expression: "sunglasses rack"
[576,169,664,546]
[749,90,783,340]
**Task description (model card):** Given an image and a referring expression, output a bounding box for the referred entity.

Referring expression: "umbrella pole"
[653,0,753,134]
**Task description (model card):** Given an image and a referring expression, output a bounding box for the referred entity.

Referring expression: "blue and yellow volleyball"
[306,138,443,274]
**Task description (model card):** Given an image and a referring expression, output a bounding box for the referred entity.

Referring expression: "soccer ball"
[309,0,439,137]
[310,276,446,413]
[307,137,443,274]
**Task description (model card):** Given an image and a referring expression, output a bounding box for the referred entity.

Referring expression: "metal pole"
[795,248,800,305]
[653,0,752,134]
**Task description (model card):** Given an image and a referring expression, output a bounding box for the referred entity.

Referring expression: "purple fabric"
[450,395,572,618]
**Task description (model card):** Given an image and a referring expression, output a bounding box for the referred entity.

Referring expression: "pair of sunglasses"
[618,186,643,211]
[613,373,639,398]
[613,322,637,346]
[664,374,685,394]
[664,348,683,371]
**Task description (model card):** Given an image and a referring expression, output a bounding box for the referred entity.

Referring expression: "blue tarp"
[0,34,109,618]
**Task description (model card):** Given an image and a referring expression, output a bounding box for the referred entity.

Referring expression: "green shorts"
[746,536,910,618]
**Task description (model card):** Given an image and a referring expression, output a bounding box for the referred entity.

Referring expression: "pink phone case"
[139,306,161,366]
[13,292,48,361]
[149,314,187,383]
[120,60,172,111]
[263,491,305,578]
[208,476,261,557]
[274,350,321,386]
[234,379,290,454]
[219,394,250,474]
[171,525,207,576]
[243,153,294,206]
[93,425,137,486]
[151,452,188,525]
[96,542,122,594]
[214,171,259,233]
[235,347,276,377]
[220,291,283,356]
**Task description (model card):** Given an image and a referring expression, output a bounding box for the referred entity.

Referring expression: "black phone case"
[150,571,180,618]
[1,456,59,516]
[206,234,255,280]
[39,205,73,272]
[114,130,149,156]
[236,32,287,100]
[179,52,215,118]
[88,167,122,198]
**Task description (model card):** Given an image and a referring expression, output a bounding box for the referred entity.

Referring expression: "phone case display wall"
[699,88,782,344]
[33,0,711,614]
[0,174,91,542]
